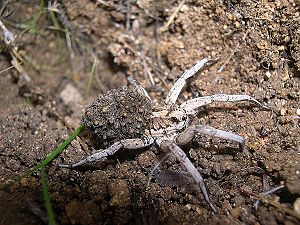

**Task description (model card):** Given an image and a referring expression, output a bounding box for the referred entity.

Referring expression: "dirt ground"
[0,0,300,225]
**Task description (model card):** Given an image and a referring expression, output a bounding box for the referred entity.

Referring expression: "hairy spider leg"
[146,152,171,188]
[195,125,246,152]
[179,94,268,115]
[165,58,218,106]
[59,137,155,168]
[165,141,217,212]
[176,124,246,152]
[127,76,152,102]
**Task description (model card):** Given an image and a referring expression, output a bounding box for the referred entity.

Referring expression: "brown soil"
[0,1,299,225]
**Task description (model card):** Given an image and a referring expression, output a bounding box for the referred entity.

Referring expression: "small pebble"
[265,71,271,79]
[280,108,287,116]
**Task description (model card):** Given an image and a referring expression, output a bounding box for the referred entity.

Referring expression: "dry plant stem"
[1,125,85,191]
[0,19,26,76]
[48,2,75,61]
[141,50,155,85]
[0,19,87,151]
[160,0,186,33]
[118,39,155,86]
[18,52,41,72]
[125,0,131,32]
[254,184,285,210]
[0,0,12,18]
[0,64,15,75]
[218,30,249,73]
[241,187,300,220]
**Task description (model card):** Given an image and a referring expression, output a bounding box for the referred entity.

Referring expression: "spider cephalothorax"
[61,58,267,212]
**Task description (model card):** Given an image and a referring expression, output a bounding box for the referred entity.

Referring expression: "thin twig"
[0,18,27,73]
[125,0,131,32]
[85,55,98,98]
[0,64,15,75]
[159,0,186,33]
[254,184,285,210]
[120,39,156,85]
[0,18,88,153]
[218,30,249,73]
[241,186,300,221]
[141,49,155,85]
[48,1,78,62]
[0,0,13,19]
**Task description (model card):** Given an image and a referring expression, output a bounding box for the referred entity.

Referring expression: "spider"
[60,58,268,212]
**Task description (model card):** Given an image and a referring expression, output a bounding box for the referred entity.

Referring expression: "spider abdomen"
[82,86,153,147]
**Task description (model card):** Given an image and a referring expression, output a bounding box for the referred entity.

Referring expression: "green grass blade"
[1,125,84,190]
[30,124,85,175]
[49,10,61,30]
[22,0,46,34]
[84,57,97,98]
[41,166,57,225]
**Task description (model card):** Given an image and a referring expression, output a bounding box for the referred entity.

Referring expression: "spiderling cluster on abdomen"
[82,86,153,147]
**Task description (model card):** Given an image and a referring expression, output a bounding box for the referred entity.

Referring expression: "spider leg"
[59,137,154,168]
[196,125,246,153]
[180,94,268,115]
[165,58,218,106]
[163,141,217,212]
[176,124,246,153]
[127,76,152,102]
[147,152,171,188]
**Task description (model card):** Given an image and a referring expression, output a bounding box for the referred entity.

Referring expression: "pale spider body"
[61,58,267,212]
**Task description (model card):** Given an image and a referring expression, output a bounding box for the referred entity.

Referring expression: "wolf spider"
[60,58,267,212]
